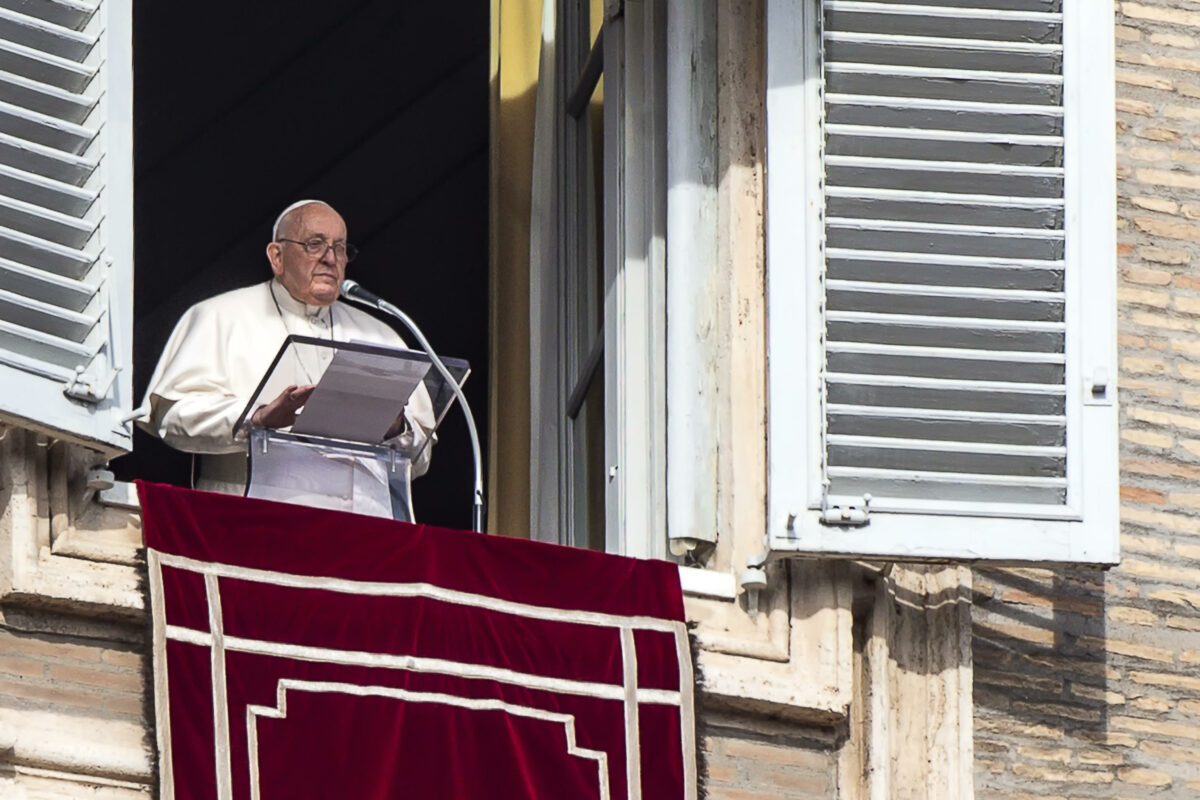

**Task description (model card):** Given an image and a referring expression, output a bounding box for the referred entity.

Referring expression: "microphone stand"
[341,281,485,533]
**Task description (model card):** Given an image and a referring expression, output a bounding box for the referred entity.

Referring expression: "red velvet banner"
[139,482,696,799]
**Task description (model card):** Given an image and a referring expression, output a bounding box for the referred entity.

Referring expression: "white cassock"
[138,278,435,514]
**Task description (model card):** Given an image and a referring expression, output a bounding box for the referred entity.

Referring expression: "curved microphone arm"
[340,280,485,533]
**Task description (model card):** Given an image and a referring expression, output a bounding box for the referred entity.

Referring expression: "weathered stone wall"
[701,709,837,800]
[974,3,1200,796]
[0,429,152,797]
[0,613,150,798]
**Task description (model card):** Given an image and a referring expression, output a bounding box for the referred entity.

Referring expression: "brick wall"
[974,2,1200,796]
[0,626,145,721]
[0,610,151,797]
[700,708,837,800]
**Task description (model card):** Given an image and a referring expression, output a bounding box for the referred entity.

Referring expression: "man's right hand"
[251,384,316,429]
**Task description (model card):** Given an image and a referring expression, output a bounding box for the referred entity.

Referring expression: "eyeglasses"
[277,237,359,263]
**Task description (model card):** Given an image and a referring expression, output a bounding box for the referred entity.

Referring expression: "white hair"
[271,199,332,240]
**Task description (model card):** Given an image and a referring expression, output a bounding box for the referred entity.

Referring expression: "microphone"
[339,279,383,307]
[339,279,486,533]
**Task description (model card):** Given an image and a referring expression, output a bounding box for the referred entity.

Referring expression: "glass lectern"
[233,335,469,521]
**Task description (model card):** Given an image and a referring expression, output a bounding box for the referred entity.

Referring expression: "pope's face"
[267,204,348,307]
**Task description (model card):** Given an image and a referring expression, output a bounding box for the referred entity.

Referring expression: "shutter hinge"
[821,493,871,527]
[63,365,120,403]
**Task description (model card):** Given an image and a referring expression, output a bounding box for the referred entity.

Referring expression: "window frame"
[764,0,1119,563]
[559,4,609,552]
[529,0,667,560]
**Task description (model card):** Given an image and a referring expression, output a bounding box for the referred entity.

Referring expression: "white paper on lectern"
[290,347,431,442]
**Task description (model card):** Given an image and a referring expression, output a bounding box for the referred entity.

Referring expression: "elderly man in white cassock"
[138,200,435,511]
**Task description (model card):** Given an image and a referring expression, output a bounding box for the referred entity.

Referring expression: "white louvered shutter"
[0,0,133,453]
[766,0,1118,562]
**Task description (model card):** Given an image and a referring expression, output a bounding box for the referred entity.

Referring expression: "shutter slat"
[827,217,1064,239]
[828,466,1067,488]
[826,156,1063,197]
[0,285,96,339]
[828,350,1063,383]
[828,247,1062,270]
[828,433,1064,458]
[828,93,1063,117]
[828,196,1063,232]
[827,167,1060,198]
[0,192,96,246]
[0,8,96,61]
[0,222,95,278]
[826,62,1062,86]
[827,226,1062,261]
[828,319,1062,354]
[825,155,1061,177]
[0,254,95,310]
[823,16,1059,46]
[828,195,1062,228]
[826,125,1062,147]
[828,249,1065,291]
[826,310,1063,332]
[824,31,1061,55]
[828,439,1064,479]
[826,342,1065,385]
[855,0,1061,10]
[829,419,1062,448]
[0,160,96,214]
[827,378,1066,416]
[824,32,1061,75]
[828,188,1063,209]
[825,372,1065,395]
[825,2,1061,44]
[0,0,99,31]
[826,1,1060,22]
[826,125,1063,165]
[827,403,1065,447]
[829,290,1062,325]
[827,342,1062,364]
[829,260,1061,291]
[0,97,95,153]
[0,314,97,369]
[0,340,74,380]
[828,441,1064,480]
[826,63,1061,106]
[825,466,1066,505]
[826,279,1063,302]
[0,37,95,92]
[0,68,95,122]
[827,94,1062,137]
[0,130,96,184]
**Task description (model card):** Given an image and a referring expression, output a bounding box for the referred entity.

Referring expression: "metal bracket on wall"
[739,551,770,618]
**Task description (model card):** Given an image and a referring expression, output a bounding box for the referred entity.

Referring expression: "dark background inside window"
[112,1,490,531]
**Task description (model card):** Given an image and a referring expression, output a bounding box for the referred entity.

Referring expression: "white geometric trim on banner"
[148,551,699,800]
[246,680,611,800]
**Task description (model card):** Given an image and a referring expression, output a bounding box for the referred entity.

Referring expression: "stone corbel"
[1,428,143,619]
[687,560,856,724]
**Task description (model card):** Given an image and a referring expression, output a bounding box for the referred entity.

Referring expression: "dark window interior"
[112,2,489,531]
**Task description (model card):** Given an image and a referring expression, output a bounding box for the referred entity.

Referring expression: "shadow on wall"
[972,567,1111,779]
